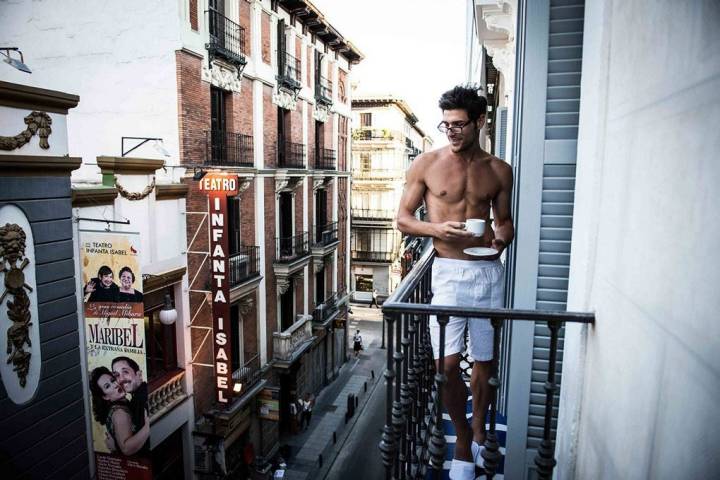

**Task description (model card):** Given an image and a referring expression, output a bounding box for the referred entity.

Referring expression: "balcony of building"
[205,8,247,71]
[351,228,402,264]
[315,75,333,106]
[228,246,262,302]
[278,51,301,91]
[315,147,336,170]
[278,140,306,169]
[230,352,264,401]
[205,130,254,167]
[272,314,315,369]
[351,208,395,228]
[352,127,404,143]
[148,369,188,423]
[351,168,405,182]
[273,232,311,284]
[311,291,340,330]
[377,248,595,479]
[311,220,339,259]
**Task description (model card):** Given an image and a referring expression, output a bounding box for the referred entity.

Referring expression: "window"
[355,275,373,292]
[228,196,241,255]
[315,271,325,305]
[360,113,372,127]
[144,289,178,382]
[360,153,371,172]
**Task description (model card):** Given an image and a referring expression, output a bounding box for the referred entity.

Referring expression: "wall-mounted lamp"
[121,137,171,158]
[1,47,31,73]
[233,382,243,393]
[159,293,178,325]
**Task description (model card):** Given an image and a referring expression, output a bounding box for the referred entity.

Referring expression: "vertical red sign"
[200,173,239,405]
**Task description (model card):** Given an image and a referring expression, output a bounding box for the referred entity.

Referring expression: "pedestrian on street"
[300,392,314,430]
[370,289,379,308]
[289,397,299,434]
[353,330,363,357]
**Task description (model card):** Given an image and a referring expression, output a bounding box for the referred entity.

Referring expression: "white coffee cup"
[465,219,485,236]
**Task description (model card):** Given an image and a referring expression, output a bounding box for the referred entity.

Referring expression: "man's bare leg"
[436,354,472,461]
[470,360,492,445]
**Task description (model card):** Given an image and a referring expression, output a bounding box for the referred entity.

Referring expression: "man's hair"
[438,84,488,122]
[112,355,140,373]
[97,265,113,278]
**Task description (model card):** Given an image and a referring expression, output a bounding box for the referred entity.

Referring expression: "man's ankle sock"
[449,459,475,480]
[472,441,485,468]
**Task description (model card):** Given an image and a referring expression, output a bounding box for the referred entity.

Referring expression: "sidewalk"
[281,313,385,480]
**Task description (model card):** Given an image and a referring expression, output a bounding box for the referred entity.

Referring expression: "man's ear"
[475,114,486,130]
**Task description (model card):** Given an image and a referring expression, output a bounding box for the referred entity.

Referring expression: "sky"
[310,0,468,146]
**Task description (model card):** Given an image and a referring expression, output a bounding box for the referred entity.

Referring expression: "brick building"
[178,0,362,475]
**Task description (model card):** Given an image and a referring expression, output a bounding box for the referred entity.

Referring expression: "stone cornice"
[0,81,80,114]
[155,183,189,200]
[72,186,118,207]
[0,154,81,176]
[97,156,165,175]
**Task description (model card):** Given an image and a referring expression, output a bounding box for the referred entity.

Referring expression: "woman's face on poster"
[98,373,125,402]
[100,273,114,288]
[120,271,133,290]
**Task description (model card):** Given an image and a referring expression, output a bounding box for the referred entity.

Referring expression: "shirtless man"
[396,85,514,480]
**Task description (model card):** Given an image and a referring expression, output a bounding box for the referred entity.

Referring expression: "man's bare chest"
[425,164,500,205]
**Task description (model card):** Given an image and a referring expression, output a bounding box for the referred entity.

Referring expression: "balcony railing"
[278,51,301,90]
[351,229,401,263]
[148,369,186,421]
[229,246,261,287]
[273,315,313,362]
[313,221,338,247]
[377,248,595,480]
[206,9,247,68]
[351,208,395,221]
[352,168,404,180]
[275,232,310,262]
[315,147,336,170]
[278,140,306,168]
[205,130,254,167]
[352,127,404,142]
[231,353,261,395]
[312,291,338,324]
[315,75,333,105]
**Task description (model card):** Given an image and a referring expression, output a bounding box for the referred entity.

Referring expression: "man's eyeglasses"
[437,120,472,134]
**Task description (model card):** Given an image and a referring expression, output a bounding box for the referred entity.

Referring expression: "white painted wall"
[0,0,182,182]
[557,2,720,479]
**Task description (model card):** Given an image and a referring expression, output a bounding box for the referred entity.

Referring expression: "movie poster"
[79,231,152,480]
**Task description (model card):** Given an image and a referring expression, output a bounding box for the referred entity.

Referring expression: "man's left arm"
[491,164,515,254]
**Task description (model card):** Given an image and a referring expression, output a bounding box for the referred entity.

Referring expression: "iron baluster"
[392,312,404,479]
[379,314,397,478]
[482,317,503,478]
[429,315,448,475]
[534,319,560,479]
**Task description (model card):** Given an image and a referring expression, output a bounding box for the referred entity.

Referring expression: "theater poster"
[79,230,152,480]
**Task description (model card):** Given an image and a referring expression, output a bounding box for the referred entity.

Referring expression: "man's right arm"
[396,155,472,241]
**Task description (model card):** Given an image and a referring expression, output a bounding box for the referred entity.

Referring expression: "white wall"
[0,0,182,182]
[557,2,720,478]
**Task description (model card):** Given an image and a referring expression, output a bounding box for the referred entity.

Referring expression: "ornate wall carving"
[272,88,298,111]
[201,62,242,93]
[0,111,52,151]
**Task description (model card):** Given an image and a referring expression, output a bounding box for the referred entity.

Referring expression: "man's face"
[441,109,484,153]
[100,273,114,288]
[112,360,143,393]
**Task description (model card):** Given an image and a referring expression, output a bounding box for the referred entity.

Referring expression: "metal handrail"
[378,247,595,479]
[278,140,305,168]
[316,75,333,104]
[315,147,336,170]
[205,130,254,167]
[313,221,338,246]
[228,246,261,287]
[278,51,301,88]
[206,8,247,66]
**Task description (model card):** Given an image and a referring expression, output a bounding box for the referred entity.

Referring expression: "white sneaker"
[449,459,475,480]
[472,441,485,468]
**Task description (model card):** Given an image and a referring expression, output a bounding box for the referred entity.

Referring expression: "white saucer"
[463,247,498,257]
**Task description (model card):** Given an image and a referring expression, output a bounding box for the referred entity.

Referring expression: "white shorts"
[429,257,505,362]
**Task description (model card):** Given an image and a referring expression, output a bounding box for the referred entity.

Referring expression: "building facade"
[1,0,361,477]
[350,96,431,303]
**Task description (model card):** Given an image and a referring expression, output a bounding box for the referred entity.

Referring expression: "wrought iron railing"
[352,208,395,220]
[231,353,261,395]
[352,168,405,180]
[351,228,401,263]
[378,248,594,479]
[278,51,301,89]
[313,221,338,247]
[316,75,333,105]
[315,147,336,170]
[148,369,186,421]
[312,291,338,324]
[206,9,247,68]
[229,246,261,287]
[278,140,306,168]
[206,130,254,166]
[275,232,310,262]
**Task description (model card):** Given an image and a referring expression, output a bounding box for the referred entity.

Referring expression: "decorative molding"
[313,104,329,123]
[277,276,291,295]
[238,177,253,194]
[201,62,243,93]
[313,256,325,272]
[143,266,187,294]
[0,80,79,114]
[96,156,165,175]
[0,112,52,151]
[72,186,118,207]
[0,154,81,176]
[275,175,303,193]
[116,177,156,201]
[272,88,298,111]
[312,176,332,191]
[236,295,255,317]
[155,183,189,200]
